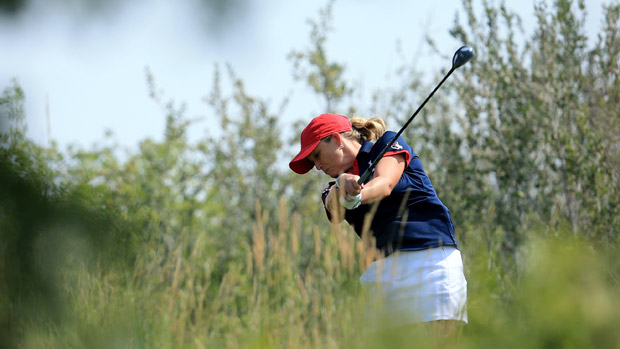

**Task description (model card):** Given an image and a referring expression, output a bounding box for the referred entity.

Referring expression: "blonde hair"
[343,117,386,144]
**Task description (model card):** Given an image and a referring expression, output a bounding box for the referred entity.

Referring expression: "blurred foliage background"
[1,0,619,347]
[0,0,250,34]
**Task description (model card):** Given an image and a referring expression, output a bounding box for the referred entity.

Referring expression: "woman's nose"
[314,160,321,170]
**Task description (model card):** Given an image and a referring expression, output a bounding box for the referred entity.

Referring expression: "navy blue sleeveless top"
[321,131,459,255]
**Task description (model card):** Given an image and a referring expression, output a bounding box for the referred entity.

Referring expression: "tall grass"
[17,199,620,348]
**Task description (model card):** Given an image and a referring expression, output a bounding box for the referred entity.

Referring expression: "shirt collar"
[358,141,374,156]
[347,141,373,176]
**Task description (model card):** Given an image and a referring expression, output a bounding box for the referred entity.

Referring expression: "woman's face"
[307,134,348,178]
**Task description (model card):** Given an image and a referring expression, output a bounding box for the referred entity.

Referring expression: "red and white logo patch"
[391,141,403,150]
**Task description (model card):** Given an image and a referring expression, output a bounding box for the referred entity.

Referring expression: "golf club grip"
[357,67,456,186]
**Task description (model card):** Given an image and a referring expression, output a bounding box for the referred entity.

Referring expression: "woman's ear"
[332,133,343,147]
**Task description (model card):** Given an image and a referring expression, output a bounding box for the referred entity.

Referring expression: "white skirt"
[359,246,468,325]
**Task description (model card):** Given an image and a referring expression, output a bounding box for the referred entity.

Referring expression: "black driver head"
[452,46,474,69]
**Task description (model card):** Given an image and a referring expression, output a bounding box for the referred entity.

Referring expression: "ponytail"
[342,117,386,144]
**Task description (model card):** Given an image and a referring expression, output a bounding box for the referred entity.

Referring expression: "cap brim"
[289,139,320,174]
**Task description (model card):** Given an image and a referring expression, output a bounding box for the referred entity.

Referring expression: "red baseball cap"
[289,113,352,174]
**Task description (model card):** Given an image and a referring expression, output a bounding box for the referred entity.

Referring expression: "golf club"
[357,45,474,185]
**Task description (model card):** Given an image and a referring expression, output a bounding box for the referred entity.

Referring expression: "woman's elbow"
[377,182,395,199]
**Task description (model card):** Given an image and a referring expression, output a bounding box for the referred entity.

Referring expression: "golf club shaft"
[357,66,456,185]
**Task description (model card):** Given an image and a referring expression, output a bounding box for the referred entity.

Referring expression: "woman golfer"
[289,113,467,336]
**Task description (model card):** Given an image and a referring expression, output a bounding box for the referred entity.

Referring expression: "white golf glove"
[335,174,363,210]
[342,192,362,210]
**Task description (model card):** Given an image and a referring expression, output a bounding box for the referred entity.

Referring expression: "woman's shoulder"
[372,131,413,154]
[378,130,398,142]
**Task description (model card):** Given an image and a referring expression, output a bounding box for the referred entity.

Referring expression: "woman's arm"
[340,153,406,204]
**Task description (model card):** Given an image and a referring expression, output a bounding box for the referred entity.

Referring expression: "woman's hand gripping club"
[336,173,363,210]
